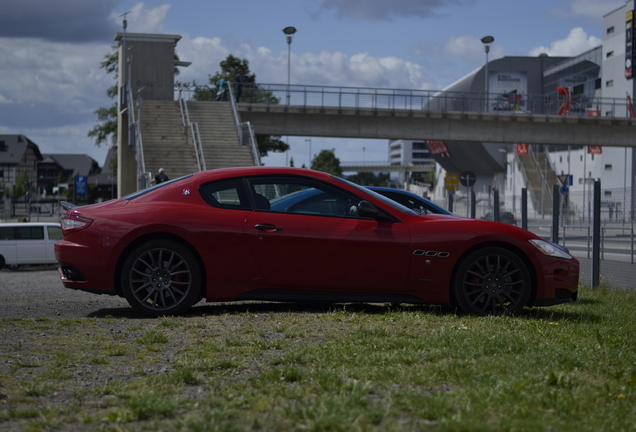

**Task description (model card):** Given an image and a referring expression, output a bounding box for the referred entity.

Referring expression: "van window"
[48,226,62,241]
[0,227,15,240]
[17,226,44,240]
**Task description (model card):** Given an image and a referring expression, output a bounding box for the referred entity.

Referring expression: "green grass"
[1,284,636,431]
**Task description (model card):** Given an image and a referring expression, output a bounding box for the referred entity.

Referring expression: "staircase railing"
[128,85,150,190]
[528,145,553,216]
[178,90,206,171]
[228,83,261,166]
[514,152,538,213]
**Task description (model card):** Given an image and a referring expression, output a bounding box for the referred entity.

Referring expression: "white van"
[0,223,62,270]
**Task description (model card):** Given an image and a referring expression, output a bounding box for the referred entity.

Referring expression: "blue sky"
[0,0,624,169]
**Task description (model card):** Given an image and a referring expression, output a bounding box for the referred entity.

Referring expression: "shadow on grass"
[87,300,600,323]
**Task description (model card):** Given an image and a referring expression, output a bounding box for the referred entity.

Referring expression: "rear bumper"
[55,240,116,293]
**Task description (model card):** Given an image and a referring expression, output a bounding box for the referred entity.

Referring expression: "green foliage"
[311,149,343,176]
[186,54,290,159]
[11,170,30,198]
[346,172,390,186]
[88,46,181,149]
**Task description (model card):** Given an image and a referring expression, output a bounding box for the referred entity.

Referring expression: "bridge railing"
[232,83,634,119]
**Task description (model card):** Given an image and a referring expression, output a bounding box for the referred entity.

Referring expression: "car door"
[244,176,411,292]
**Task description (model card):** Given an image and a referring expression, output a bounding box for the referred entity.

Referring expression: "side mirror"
[357,200,378,219]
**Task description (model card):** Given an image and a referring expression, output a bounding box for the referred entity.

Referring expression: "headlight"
[528,239,573,259]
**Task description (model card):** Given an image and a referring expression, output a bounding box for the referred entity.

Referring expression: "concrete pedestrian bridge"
[237,84,636,148]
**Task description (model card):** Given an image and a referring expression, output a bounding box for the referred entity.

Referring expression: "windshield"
[121,174,193,200]
[333,176,418,215]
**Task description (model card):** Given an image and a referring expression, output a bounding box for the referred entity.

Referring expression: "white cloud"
[175,35,434,90]
[528,27,601,57]
[443,35,505,65]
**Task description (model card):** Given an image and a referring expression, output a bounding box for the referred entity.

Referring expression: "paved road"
[0,267,130,319]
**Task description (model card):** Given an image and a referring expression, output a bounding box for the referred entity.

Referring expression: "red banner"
[426,140,450,157]
[515,143,528,155]
[587,146,602,154]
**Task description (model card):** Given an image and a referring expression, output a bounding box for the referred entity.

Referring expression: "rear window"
[199,178,251,210]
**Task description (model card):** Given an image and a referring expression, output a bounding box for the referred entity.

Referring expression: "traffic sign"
[445,173,459,190]
[75,176,88,195]
[460,170,476,187]
[560,185,569,195]
[557,174,571,186]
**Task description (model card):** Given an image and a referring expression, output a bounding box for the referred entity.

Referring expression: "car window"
[334,177,417,215]
[248,177,359,217]
[199,178,251,210]
[379,191,435,214]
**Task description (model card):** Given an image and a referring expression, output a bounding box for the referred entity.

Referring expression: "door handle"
[255,224,283,233]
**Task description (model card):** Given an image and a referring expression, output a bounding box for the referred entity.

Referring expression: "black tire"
[0,256,4,271]
[453,247,531,316]
[121,240,202,317]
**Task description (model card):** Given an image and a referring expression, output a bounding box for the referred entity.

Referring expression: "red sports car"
[55,167,579,317]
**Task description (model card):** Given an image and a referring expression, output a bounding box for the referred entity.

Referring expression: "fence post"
[493,189,500,222]
[521,188,528,230]
[551,184,560,244]
[592,180,601,288]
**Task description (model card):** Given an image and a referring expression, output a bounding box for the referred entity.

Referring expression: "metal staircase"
[137,99,258,184]
[517,146,559,216]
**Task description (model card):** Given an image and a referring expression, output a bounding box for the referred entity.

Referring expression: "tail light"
[60,214,93,232]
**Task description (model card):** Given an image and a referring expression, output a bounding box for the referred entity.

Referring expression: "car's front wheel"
[121,240,202,317]
[453,247,531,316]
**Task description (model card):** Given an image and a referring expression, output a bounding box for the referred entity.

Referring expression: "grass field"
[1,283,635,431]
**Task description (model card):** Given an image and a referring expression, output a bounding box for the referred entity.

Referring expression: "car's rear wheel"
[121,240,202,317]
[453,247,531,316]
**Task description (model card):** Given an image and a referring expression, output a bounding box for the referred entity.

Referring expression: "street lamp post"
[283,26,297,105]
[481,35,494,112]
[305,138,312,167]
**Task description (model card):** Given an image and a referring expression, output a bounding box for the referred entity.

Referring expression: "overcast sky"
[0,0,623,168]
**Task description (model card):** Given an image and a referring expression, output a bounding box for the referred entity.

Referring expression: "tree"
[311,150,342,176]
[12,170,30,199]
[88,47,182,158]
[346,172,390,186]
[87,47,119,149]
[188,55,289,159]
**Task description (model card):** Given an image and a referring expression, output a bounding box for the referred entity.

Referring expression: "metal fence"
[417,184,636,265]
[236,83,635,119]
